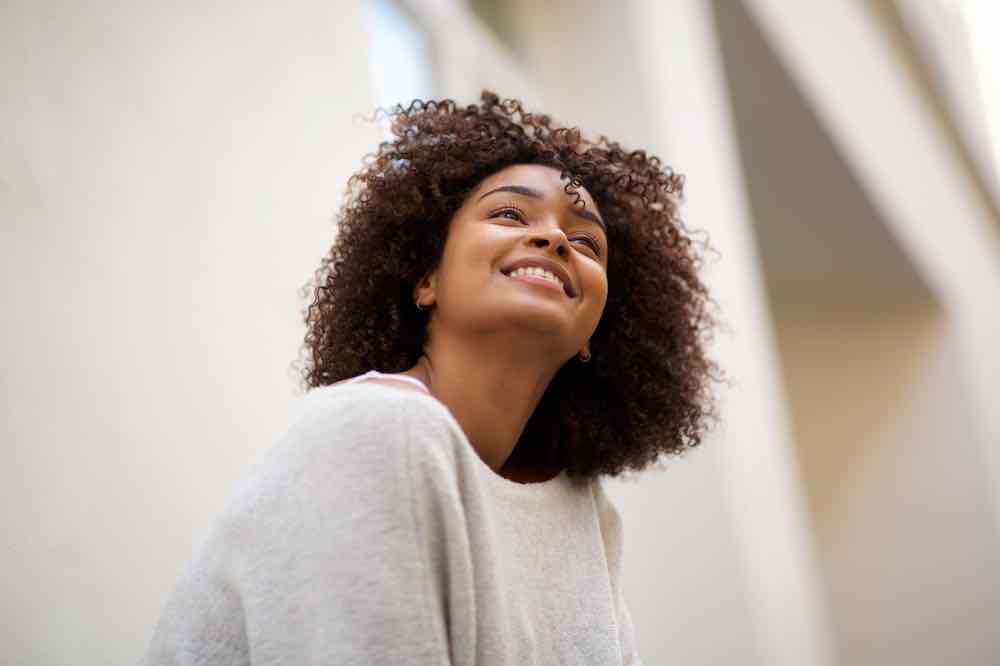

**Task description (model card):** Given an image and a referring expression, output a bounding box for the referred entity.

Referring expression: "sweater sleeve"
[141,386,476,666]
[593,479,644,666]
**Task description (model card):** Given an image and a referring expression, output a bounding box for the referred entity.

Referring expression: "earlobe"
[413,272,436,308]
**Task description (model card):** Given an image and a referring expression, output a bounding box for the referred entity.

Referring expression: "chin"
[493,302,577,336]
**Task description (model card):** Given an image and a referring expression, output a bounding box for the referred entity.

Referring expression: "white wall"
[0,1,378,663]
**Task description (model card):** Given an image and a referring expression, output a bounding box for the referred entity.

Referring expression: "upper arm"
[146,387,471,665]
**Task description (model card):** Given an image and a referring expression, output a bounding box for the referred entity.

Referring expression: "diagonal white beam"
[743,0,1000,539]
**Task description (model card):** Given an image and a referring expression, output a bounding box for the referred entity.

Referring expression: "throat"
[499,458,563,484]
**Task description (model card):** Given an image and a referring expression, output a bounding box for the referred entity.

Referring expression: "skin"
[394,164,610,483]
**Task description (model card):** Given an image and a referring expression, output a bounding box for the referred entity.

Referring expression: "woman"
[142,91,719,665]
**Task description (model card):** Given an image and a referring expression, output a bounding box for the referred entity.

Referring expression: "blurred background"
[3,1,999,664]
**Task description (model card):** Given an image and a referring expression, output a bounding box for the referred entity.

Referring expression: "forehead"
[471,164,598,208]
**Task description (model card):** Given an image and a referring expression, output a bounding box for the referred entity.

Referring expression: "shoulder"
[288,379,461,451]
[592,478,625,557]
[592,477,621,522]
[227,381,466,514]
[152,383,469,662]
[204,381,469,563]
[328,374,429,395]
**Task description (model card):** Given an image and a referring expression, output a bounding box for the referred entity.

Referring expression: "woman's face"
[417,164,609,362]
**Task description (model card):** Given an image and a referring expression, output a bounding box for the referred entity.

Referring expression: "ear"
[412,271,437,308]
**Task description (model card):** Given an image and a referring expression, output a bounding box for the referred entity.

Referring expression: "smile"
[500,258,577,297]
[504,269,568,296]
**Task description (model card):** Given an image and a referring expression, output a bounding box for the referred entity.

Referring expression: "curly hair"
[296,90,721,480]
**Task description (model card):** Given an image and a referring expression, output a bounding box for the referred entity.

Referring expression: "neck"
[405,331,563,474]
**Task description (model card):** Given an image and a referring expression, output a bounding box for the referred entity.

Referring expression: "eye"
[498,209,524,222]
[572,234,603,257]
[489,203,526,222]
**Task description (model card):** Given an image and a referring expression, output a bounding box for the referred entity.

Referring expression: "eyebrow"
[476,184,607,233]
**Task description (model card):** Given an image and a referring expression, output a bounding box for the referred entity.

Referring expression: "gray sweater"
[142,375,642,665]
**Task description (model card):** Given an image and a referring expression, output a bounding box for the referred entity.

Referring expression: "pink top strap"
[340,370,431,395]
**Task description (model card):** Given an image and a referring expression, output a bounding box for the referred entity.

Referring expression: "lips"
[500,256,576,298]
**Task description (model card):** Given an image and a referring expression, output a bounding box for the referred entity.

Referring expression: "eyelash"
[489,202,603,256]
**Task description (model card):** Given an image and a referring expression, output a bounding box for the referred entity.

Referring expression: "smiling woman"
[141,90,721,665]
[303,90,721,481]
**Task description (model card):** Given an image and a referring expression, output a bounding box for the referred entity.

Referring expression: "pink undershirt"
[338,369,432,395]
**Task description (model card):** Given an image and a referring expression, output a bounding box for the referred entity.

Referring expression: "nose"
[528,223,570,258]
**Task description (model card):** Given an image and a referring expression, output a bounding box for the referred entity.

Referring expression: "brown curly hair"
[296,90,721,480]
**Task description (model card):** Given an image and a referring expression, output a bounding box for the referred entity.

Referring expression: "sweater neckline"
[344,371,571,493]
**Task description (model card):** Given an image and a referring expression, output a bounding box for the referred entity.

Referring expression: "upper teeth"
[508,266,564,290]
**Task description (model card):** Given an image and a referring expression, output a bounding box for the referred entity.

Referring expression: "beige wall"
[776,305,1000,665]
[1,1,378,663]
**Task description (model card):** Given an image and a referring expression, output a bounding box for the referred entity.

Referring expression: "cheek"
[436,233,499,297]
[584,266,609,305]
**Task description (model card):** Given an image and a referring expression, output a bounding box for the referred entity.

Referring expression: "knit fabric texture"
[141,377,642,665]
